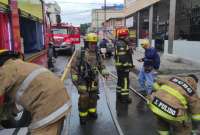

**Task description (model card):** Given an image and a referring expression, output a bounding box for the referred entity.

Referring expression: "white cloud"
[47,0,123,25]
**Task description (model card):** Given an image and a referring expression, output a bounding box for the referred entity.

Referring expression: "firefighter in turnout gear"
[0,49,71,135]
[71,33,108,125]
[114,28,134,103]
[148,74,200,135]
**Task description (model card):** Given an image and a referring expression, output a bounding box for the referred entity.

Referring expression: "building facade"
[45,1,61,25]
[91,6,124,32]
[123,0,200,62]
[0,0,45,54]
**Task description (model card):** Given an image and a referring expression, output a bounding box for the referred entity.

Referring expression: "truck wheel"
[69,46,75,55]
[2,110,32,128]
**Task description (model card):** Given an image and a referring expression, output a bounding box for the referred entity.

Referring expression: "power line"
[56,1,122,5]
[61,10,91,16]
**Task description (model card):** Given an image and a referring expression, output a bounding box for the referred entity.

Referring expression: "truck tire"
[2,110,31,128]
[69,46,75,55]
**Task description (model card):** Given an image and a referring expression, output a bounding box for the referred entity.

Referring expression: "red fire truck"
[49,23,80,55]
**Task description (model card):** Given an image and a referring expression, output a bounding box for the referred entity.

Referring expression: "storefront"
[18,0,44,54]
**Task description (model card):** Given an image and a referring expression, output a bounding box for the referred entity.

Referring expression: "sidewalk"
[133,48,200,75]
[132,48,200,94]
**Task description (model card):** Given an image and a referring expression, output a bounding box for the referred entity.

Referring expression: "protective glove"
[72,74,78,82]
[101,69,109,78]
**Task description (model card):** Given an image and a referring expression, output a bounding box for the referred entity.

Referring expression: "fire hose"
[108,71,148,103]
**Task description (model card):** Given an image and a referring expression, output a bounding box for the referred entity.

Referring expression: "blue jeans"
[138,67,155,95]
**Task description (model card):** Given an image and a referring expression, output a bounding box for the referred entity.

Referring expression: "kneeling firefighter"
[114,28,134,103]
[0,50,71,135]
[71,33,108,125]
[148,75,200,135]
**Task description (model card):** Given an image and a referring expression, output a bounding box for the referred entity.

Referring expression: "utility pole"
[168,0,177,54]
[104,0,106,38]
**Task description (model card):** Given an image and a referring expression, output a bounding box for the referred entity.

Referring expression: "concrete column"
[149,5,153,45]
[137,12,140,47]
[168,0,177,54]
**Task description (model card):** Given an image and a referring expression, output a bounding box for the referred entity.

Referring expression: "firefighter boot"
[79,111,88,125]
[120,95,132,104]
[116,86,121,99]
[89,112,98,119]
[88,107,98,119]
[88,93,98,119]
[80,116,87,125]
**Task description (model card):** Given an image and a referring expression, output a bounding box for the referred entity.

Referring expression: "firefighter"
[148,74,200,135]
[114,28,134,103]
[138,39,160,96]
[0,49,71,135]
[83,36,89,49]
[71,33,108,125]
[47,42,56,71]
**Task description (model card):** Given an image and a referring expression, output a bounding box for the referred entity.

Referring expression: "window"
[153,0,170,40]
[175,0,200,41]
[52,28,68,34]
[139,7,149,39]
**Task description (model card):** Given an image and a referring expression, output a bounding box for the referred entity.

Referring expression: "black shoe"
[89,112,98,119]
[120,97,132,104]
[80,118,87,125]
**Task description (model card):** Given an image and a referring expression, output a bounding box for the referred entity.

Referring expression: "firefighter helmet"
[116,28,129,38]
[0,49,22,66]
[141,39,150,48]
[86,33,98,43]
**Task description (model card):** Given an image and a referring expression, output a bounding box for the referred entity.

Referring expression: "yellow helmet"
[86,33,98,43]
[141,39,150,48]
[0,49,23,60]
[0,49,8,54]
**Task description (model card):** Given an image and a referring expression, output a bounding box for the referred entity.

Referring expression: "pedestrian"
[0,49,71,135]
[71,33,108,125]
[99,38,108,59]
[138,39,160,96]
[114,28,134,103]
[148,74,200,135]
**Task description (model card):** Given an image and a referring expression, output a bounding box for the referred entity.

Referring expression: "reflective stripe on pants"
[88,108,96,113]
[79,112,88,117]
[158,130,170,135]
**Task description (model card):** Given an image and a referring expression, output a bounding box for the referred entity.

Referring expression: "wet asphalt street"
[2,50,199,135]
[56,54,157,135]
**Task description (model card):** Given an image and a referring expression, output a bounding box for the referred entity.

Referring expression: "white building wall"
[91,9,124,30]
[163,40,200,63]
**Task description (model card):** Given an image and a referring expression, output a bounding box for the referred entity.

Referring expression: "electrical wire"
[54,1,122,5]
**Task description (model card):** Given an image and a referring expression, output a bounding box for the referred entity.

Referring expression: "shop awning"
[0,0,8,5]
[18,0,43,20]
[0,0,9,13]
[125,0,160,16]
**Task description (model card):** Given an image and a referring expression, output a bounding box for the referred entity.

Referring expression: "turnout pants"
[156,117,192,135]
[77,78,98,120]
[116,68,130,98]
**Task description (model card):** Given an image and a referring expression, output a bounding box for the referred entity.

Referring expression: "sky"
[46,0,123,26]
